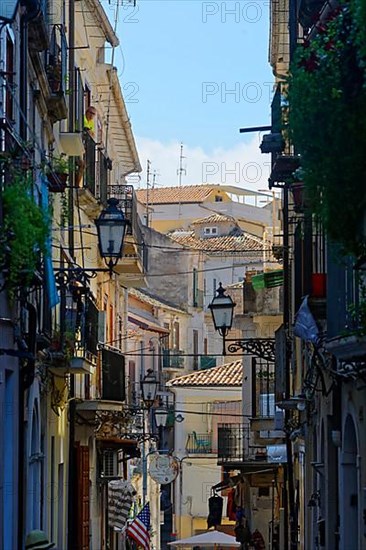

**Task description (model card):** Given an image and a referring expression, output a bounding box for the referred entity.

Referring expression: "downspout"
[67,0,76,546]
[18,3,41,546]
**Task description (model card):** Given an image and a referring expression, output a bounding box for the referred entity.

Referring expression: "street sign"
[148,453,179,485]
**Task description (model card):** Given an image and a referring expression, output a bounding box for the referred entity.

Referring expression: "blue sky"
[103,1,274,190]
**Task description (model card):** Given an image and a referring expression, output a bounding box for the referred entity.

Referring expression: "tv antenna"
[177,142,187,218]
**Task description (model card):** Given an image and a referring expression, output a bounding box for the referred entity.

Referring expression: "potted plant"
[0,173,49,299]
[46,61,62,93]
[46,154,69,192]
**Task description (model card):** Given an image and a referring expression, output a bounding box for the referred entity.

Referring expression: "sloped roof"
[191,213,236,225]
[136,185,226,205]
[129,288,188,315]
[169,231,264,253]
[167,360,243,387]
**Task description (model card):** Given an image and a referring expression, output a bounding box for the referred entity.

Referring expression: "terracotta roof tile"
[191,213,235,225]
[128,288,188,315]
[136,185,226,205]
[169,231,264,253]
[167,360,242,387]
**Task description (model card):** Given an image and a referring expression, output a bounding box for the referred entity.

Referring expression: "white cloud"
[128,136,271,193]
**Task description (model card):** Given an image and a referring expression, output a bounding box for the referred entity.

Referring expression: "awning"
[128,313,169,334]
[97,437,140,458]
[252,270,284,290]
[0,0,20,21]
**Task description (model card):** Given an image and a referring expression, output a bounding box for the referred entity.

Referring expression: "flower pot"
[48,172,68,192]
[311,273,326,298]
[290,182,305,213]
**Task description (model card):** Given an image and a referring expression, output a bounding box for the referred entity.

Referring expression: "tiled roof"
[169,231,264,253]
[129,288,188,315]
[191,213,235,225]
[136,185,226,205]
[167,360,242,387]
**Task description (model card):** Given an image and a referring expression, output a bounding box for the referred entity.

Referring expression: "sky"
[102,0,274,192]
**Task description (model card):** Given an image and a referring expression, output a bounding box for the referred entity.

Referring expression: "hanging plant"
[0,173,49,298]
[286,0,366,257]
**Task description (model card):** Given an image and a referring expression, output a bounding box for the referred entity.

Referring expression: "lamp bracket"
[226,338,276,362]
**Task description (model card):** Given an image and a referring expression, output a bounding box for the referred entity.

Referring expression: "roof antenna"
[177,142,186,219]
[145,159,151,227]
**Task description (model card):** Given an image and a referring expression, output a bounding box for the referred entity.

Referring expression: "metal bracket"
[226,338,276,362]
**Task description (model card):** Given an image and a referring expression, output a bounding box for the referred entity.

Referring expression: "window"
[173,322,180,350]
[259,393,275,417]
[203,227,218,236]
[193,268,198,306]
[193,330,199,370]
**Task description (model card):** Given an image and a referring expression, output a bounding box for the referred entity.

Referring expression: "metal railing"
[108,184,146,267]
[200,355,217,370]
[217,424,267,464]
[162,349,185,369]
[186,432,213,454]
[84,131,96,196]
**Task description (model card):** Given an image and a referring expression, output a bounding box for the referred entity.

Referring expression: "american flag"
[127,503,150,549]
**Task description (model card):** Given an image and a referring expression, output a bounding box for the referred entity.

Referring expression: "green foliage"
[49,154,69,175]
[0,173,49,298]
[287,1,366,257]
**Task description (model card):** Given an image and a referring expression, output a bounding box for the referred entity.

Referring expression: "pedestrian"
[83,105,97,137]
[75,105,97,187]
[25,530,55,549]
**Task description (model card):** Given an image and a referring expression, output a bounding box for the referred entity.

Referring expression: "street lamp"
[209,282,276,360]
[154,404,169,428]
[209,283,235,355]
[95,197,128,272]
[140,369,159,409]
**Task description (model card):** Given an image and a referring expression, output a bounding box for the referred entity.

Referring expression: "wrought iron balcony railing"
[45,25,68,123]
[186,432,213,454]
[162,349,185,369]
[200,355,217,370]
[108,184,146,268]
[217,423,268,465]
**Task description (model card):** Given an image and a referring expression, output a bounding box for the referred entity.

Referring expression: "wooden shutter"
[76,445,90,550]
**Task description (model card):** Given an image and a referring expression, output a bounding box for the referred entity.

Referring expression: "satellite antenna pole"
[146,159,151,227]
[177,142,186,219]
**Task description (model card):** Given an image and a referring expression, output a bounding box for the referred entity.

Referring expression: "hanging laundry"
[108,480,136,530]
[227,488,236,521]
[207,494,223,529]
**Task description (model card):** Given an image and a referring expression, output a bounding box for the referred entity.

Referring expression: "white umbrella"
[168,529,240,548]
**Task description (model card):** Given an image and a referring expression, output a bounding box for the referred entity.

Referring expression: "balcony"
[193,289,204,308]
[46,296,99,375]
[28,4,49,51]
[109,184,147,284]
[162,349,185,369]
[101,348,126,401]
[45,25,68,123]
[186,432,213,454]
[200,355,217,370]
[76,347,126,415]
[217,424,268,469]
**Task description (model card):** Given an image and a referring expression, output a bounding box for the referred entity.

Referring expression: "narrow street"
[0,0,366,549]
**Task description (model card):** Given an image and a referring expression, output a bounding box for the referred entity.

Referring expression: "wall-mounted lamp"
[331,430,342,448]
[209,283,275,361]
[95,197,128,272]
[140,369,159,409]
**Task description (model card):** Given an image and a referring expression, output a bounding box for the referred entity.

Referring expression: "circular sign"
[148,453,180,485]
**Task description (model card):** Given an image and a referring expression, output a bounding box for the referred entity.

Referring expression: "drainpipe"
[66,0,76,545]
[18,4,41,546]
[283,184,297,550]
